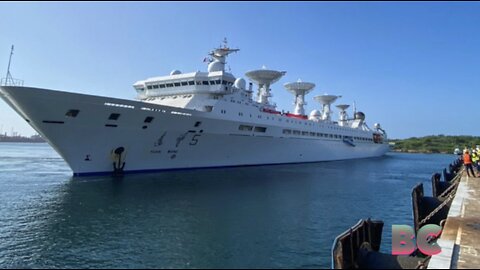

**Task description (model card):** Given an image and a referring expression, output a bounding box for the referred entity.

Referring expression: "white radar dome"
[310,109,321,117]
[208,61,224,72]
[234,78,246,89]
[309,109,322,121]
[170,70,182,75]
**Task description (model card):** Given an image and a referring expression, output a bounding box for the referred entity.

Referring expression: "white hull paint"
[0,86,389,176]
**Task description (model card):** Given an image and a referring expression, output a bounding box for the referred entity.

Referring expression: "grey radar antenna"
[284,79,315,115]
[314,94,341,121]
[245,67,286,105]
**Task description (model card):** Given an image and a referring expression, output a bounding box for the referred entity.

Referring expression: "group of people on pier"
[462,146,480,177]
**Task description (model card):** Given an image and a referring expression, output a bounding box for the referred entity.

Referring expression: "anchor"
[111,147,126,176]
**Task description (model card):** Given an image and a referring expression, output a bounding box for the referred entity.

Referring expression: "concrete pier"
[428,173,480,269]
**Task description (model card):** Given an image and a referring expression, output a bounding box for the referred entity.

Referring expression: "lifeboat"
[285,113,308,120]
[261,107,282,115]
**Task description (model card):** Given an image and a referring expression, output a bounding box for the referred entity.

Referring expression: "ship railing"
[1,77,24,87]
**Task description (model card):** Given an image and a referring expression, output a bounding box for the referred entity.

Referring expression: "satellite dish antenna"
[336,104,350,126]
[314,94,341,121]
[245,68,286,105]
[284,79,315,115]
[336,104,350,111]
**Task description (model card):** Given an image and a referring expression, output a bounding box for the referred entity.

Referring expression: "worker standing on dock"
[472,149,480,172]
[463,150,477,177]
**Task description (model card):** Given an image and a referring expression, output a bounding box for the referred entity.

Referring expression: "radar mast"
[206,38,239,72]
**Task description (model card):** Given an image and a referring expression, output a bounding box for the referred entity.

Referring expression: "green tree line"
[390,135,480,154]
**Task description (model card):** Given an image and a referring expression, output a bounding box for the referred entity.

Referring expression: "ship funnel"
[284,79,315,115]
[245,69,286,105]
[314,94,341,121]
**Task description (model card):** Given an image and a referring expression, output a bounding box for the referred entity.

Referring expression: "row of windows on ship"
[238,124,376,142]
[143,79,235,90]
[61,108,378,142]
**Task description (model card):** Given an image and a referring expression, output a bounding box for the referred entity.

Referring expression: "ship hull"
[0,86,389,176]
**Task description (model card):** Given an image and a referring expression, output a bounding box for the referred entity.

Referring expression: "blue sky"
[0,2,479,139]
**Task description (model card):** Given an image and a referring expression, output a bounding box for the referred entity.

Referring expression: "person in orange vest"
[463,150,477,177]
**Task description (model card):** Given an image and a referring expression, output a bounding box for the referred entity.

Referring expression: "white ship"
[0,41,389,177]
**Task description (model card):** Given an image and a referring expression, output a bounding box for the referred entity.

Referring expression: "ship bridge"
[133,38,242,100]
[133,70,237,98]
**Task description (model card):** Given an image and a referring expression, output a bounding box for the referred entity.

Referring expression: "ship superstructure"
[0,41,389,176]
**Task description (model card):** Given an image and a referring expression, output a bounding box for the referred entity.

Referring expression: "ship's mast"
[2,45,23,86]
[3,45,14,86]
[207,38,239,72]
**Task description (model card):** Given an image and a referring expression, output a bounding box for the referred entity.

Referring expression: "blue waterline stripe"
[72,156,382,177]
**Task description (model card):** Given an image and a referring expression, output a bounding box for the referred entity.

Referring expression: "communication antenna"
[314,94,341,121]
[245,68,286,105]
[284,79,315,115]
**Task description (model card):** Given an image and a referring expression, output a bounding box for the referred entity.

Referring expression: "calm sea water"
[0,143,456,268]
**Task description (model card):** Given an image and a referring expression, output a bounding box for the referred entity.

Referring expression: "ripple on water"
[0,144,457,268]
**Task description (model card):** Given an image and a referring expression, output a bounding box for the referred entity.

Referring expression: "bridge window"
[166,83,174,87]
[188,81,195,85]
[202,81,209,85]
[174,82,181,87]
[181,81,188,86]
[159,84,166,88]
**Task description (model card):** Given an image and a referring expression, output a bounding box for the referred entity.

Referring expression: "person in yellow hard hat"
[472,150,480,173]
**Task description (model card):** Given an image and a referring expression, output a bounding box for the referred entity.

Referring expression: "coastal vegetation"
[390,135,480,154]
